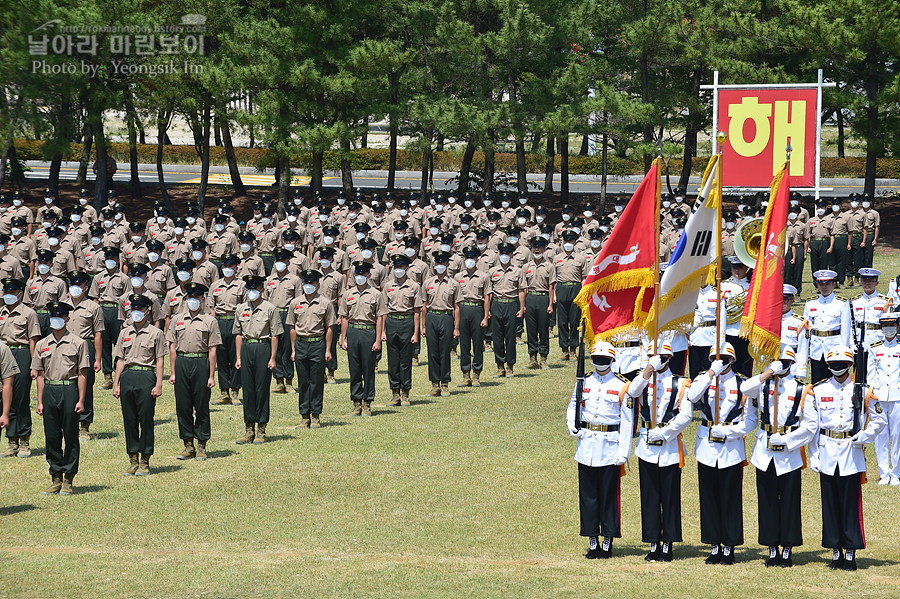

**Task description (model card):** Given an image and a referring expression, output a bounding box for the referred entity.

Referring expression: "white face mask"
[187,217,197,225]
[517,217,527,226]
[48,237,59,247]
[460,223,470,232]
[361,249,373,260]
[176,270,191,282]
[561,214,571,222]
[583,211,593,218]
[832,205,841,212]
[399,209,409,217]
[563,243,575,252]
[662,201,671,209]
[348,212,358,220]
[0,245,5,253]
[535,215,545,223]
[435,264,447,274]
[319,259,331,269]
[404,248,417,258]
[274,261,287,273]
[284,243,295,252]
[247,289,261,301]
[501,201,510,209]
[174,227,185,235]
[288,215,297,223]
[323,236,334,245]
[448,197,456,205]
[293,198,302,206]
[103,220,113,229]
[69,285,83,298]
[131,310,146,323]
[215,224,225,232]
[464,258,477,269]
[147,252,160,262]
[487,222,497,230]
[789,213,798,221]
[105,259,118,270]
[725,222,735,230]
[336,198,346,206]
[115,214,123,221]
[499,254,510,265]
[393,268,407,279]
[3,293,18,305]
[862,201,871,209]
[355,232,365,241]
[828,365,850,377]
[319,214,328,222]
[186,298,202,312]
[130,276,144,288]
[435,205,444,212]
[50,316,66,330]
[11,227,21,237]
[430,227,439,236]
[507,236,518,245]
[72,215,81,223]
[12,199,21,207]
[240,243,252,254]
[38,264,51,275]
[816,208,825,216]
[222,267,235,278]
[440,244,451,253]
[882,325,897,339]
[394,232,405,240]
[156,216,166,224]
[533,251,544,259]
[302,283,317,295]
[590,239,601,249]
[130,235,142,244]
[354,274,367,286]
[410,200,418,207]
[191,250,203,261]
[463,201,472,208]
[850,201,859,209]
[44,198,53,205]
[615,206,624,213]
[476,243,487,250]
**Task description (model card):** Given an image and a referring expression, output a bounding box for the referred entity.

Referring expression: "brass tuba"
[734,217,763,268]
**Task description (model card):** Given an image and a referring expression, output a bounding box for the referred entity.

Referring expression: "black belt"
[429,309,452,314]
[578,422,620,432]
[44,379,75,386]
[349,323,374,330]
[388,314,414,319]
[855,323,881,330]
[177,352,207,357]
[640,419,669,430]
[820,428,852,439]
[761,423,799,434]
[613,341,641,348]
[698,320,716,328]
[812,329,840,337]
[700,419,737,427]
[299,336,324,342]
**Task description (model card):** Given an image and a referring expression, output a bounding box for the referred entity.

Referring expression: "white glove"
[568,425,580,437]
[850,432,867,447]
[613,455,627,466]
[711,424,730,438]
[768,432,786,446]
[646,428,666,442]
[710,360,725,376]
[768,361,784,375]
[809,456,820,473]
[795,367,808,379]
[649,355,664,371]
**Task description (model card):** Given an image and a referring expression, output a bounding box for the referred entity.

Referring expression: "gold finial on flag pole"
[786,137,792,162]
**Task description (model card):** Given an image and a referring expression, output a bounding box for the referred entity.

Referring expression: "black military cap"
[428,217,444,227]
[588,228,604,239]
[515,208,530,218]
[1,277,24,292]
[486,211,501,221]
[78,188,91,198]
[348,201,362,211]
[538,223,553,234]
[560,204,573,213]
[282,229,301,241]
[505,226,522,237]
[459,213,474,223]
[71,205,85,215]
[217,199,231,208]
[393,220,409,230]
[391,254,411,267]
[41,209,58,220]
[535,206,548,216]
[10,216,26,227]
[184,282,208,296]
[102,246,121,258]
[108,190,119,198]
[474,229,489,239]
[273,248,292,261]
[47,301,73,316]
[354,222,372,233]
[213,214,230,225]
[128,293,152,309]
[221,253,240,266]
[185,205,200,216]
[46,227,65,239]
[433,251,452,263]
[175,258,196,271]
[0,195,12,205]
[561,229,579,241]
[68,271,90,286]
[0,234,9,245]
[238,231,255,243]
[36,249,54,262]
[530,236,548,248]
[89,223,104,236]
[352,260,372,274]
[439,233,455,245]
[146,239,165,252]
[462,245,481,258]
[322,225,339,236]
[372,203,385,213]
[190,238,208,249]
[497,242,515,254]
[100,207,117,219]
[129,221,146,232]
[359,237,377,249]
[242,274,265,288]
[42,188,53,197]
[300,269,322,283]
[155,206,171,216]
[403,235,420,247]
[317,246,336,259]
[128,262,150,276]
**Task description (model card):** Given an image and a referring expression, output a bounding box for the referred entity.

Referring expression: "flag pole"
[714,132,726,427]
[651,152,662,429]
[772,140,791,440]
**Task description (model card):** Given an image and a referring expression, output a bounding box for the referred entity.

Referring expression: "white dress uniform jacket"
[781,310,809,378]
[741,374,816,475]
[689,286,726,347]
[867,338,900,479]
[802,293,851,361]
[850,291,888,350]
[808,377,886,476]
[567,370,634,467]
[627,370,692,467]
[688,370,757,468]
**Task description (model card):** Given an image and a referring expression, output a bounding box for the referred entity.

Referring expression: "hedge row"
[13,139,900,179]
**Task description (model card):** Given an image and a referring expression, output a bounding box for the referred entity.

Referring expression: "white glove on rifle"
[613,455,627,466]
[768,432,786,446]
[646,427,666,442]
[711,424,730,438]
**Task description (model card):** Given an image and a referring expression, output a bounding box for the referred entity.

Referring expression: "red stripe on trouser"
[858,480,866,547]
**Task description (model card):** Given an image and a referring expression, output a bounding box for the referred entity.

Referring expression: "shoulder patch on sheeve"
[626,396,634,409]
[615,373,630,383]
[875,401,884,414]
[851,294,862,301]
[870,340,884,348]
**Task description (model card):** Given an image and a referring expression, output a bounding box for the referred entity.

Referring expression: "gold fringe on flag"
[574,267,655,345]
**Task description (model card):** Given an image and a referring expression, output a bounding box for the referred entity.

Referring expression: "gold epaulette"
[615,373,630,383]
[870,340,884,348]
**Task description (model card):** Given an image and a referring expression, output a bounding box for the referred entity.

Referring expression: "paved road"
[23,161,900,197]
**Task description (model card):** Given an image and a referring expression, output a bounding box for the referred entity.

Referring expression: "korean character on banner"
[28,34,49,56]
[109,34,132,55]
[134,35,155,56]
[182,34,204,55]
[50,34,74,55]
[74,35,98,56]
[158,35,180,54]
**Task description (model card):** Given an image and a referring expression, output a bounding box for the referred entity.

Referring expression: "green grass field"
[3,254,900,598]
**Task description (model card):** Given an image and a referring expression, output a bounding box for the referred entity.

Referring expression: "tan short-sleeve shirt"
[423,276,459,311]
[165,312,222,353]
[523,258,556,293]
[233,300,284,340]
[488,265,527,300]
[31,332,90,380]
[455,270,491,303]
[0,303,41,345]
[285,294,336,337]
[208,277,245,317]
[114,322,167,367]
[338,286,388,324]
[0,341,20,379]
[25,275,67,310]
[68,298,105,339]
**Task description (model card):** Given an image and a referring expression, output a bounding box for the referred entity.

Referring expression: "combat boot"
[560,349,570,361]
[123,453,139,475]
[79,421,91,441]
[450,347,458,358]
[1,437,19,457]
[540,354,549,370]
[212,390,232,405]
[273,378,286,394]
[176,439,196,460]
[17,435,31,458]
[135,454,151,476]
[98,373,113,390]
[494,363,506,378]
[230,388,242,405]
[440,382,450,397]
[400,389,410,406]
[527,354,540,369]
[361,401,373,417]
[429,382,441,397]
[284,377,296,393]
[236,422,255,444]
[412,355,420,367]
[457,371,472,387]
[349,400,363,416]
[471,371,481,387]
[310,414,322,428]
[327,369,337,384]
[297,413,311,428]
[196,440,208,461]
[506,364,515,377]
[388,390,402,406]
[254,423,267,444]
[60,473,75,496]
[516,333,523,344]
[42,472,63,495]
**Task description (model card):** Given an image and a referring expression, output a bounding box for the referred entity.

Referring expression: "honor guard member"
[555,230,588,361]
[288,270,335,428]
[688,284,725,379]
[382,254,421,405]
[780,284,809,379]
[89,247,128,389]
[803,270,851,384]
[626,343,692,562]
[113,294,166,476]
[422,251,460,397]
[807,345,886,570]
[339,261,387,417]
[120,263,163,328]
[861,197,879,269]
[266,248,302,394]
[808,201,831,277]
[233,275,282,445]
[26,249,67,337]
[740,348,816,567]
[455,246,491,388]
[32,302,90,495]
[0,278,40,458]
[208,254,244,405]
[867,312,900,486]
[315,247,343,383]
[523,236,555,370]
[489,243,527,378]
[566,341,634,559]
[850,267,888,381]
[687,343,756,564]
[167,283,221,461]
[66,272,103,440]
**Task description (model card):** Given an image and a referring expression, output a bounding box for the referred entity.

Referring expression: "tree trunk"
[457,140,476,195]
[218,106,246,197]
[0,95,23,190]
[76,120,92,186]
[92,117,109,207]
[388,114,398,192]
[580,134,589,156]
[49,154,62,195]
[837,109,845,158]
[436,133,444,152]
[156,110,172,209]
[420,130,432,196]
[640,0,653,172]
[277,155,291,216]
[864,105,877,197]
[138,118,145,145]
[560,135,569,204]
[198,102,211,211]
[124,94,142,199]
[361,117,368,149]
[531,133,542,153]
[678,67,703,192]
[601,126,608,205]
[543,137,554,193]
[311,151,323,192]
[515,137,527,194]
[213,121,221,147]
[483,138,495,195]
[340,135,353,192]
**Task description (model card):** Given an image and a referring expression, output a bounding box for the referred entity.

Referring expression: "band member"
[867,312,900,486]
[566,341,633,559]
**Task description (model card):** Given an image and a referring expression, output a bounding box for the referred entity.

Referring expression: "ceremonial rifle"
[848,302,865,436]
[574,319,586,431]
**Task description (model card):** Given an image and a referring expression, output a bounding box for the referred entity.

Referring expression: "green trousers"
[7,346,32,439]
[785,246,805,295]
[174,355,211,441]
[863,235,875,268]
[42,383,80,475]
[240,341,272,424]
[556,283,581,350]
[385,316,414,390]
[80,341,96,424]
[216,318,237,390]
[832,235,848,283]
[119,369,157,455]
[274,310,293,380]
[809,239,829,279]
[525,293,550,356]
[101,304,121,375]
[458,304,486,373]
[347,326,377,402]
[426,312,454,383]
[295,338,326,415]
[325,323,340,372]
[849,234,864,277]
[491,299,518,365]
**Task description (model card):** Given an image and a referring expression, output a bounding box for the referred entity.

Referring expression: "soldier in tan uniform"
[555,230,589,360]
[9,216,36,279]
[786,205,809,294]
[236,231,265,279]
[489,242,527,378]
[0,234,23,280]
[827,200,849,286]
[0,277,37,458]
[846,196,866,285]
[862,196,879,269]
[422,251,460,397]
[807,201,831,281]
[382,254,422,406]
[25,249,67,337]
[339,261,387,416]
[523,236,556,370]
[167,283,221,461]
[0,339,19,437]
[288,270,336,428]
[66,271,103,440]
[33,302,90,495]
[315,247,344,383]
[144,240,175,302]
[113,294,166,476]
[89,247,129,388]
[208,254,244,405]
[265,248,302,394]
[233,275,283,445]
[455,245,491,387]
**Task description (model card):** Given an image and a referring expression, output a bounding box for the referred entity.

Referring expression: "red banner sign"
[717,88,817,188]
